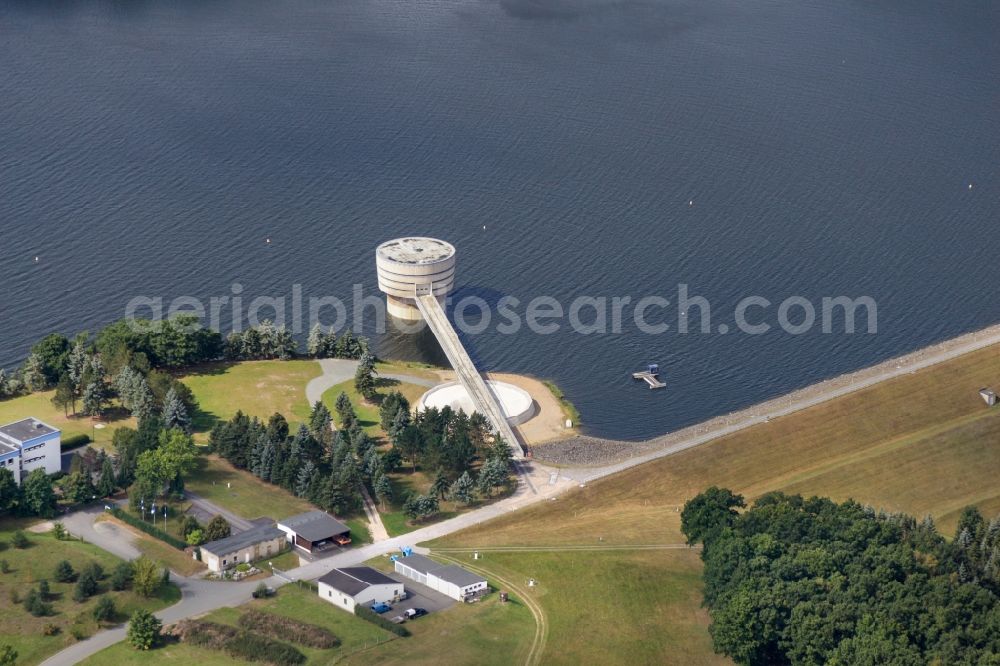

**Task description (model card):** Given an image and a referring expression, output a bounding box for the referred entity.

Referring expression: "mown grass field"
[0,359,321,451]
[0,390,132,450]
[181,360,320,434]
[86,579,533,666]
[0,524,179,666]
[184,454,316,520]
[84,584,397,665]
[183,454,372,543]
[429,344,1000,663]
[320,375,429,439]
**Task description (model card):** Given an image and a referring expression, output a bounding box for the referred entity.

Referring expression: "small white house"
[318,567,404,613]
[0,418,62,485]
[979,388,997,406]
[394,554,487,601]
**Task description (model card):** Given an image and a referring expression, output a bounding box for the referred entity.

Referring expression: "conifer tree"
[295,461,316,498]
[161,387,191,433]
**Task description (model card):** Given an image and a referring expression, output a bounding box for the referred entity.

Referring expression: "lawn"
[340,593,534,665]
[83,583,396,665]
[376,360,441,384]
[323,378,383,435]
[184,454,317,521]
[427,344,1000,663]
[428,549,718,666]
[180,360,321,435]
[542,379,581,427]
[0,525,180,666]
[377,468,468,538]
[84,577,533,666]
[184,454,373,543]
[0,391,133,451]
[321,364,433,440]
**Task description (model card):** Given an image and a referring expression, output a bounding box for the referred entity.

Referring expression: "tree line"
[210,404,367,517]
[371,391,515,519]
[0,315,372,403]
[681,487,1000,665]
[210,391,514,524]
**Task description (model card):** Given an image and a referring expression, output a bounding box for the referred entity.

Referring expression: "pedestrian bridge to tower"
[375,237,526,459]
[414,293,526,459]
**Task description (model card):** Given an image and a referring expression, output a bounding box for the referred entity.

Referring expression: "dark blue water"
[1,0,998,439]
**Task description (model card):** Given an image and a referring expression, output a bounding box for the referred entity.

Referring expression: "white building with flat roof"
[394,554,487,602]
[0,418,62,484]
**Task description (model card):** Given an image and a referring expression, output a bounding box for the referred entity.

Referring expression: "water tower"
[375,237,456,320]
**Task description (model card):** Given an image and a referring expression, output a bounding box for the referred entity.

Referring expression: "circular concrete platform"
[417,380,536,426]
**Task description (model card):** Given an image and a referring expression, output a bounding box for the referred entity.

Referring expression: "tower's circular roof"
[376,237,455,266]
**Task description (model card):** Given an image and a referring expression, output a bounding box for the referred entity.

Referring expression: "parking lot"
[379,571,455,618]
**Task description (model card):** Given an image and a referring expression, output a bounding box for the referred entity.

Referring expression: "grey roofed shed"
[200,525,284,557]
[393,553,441,575]
[278,510,350,542]
[427,564,486,588]
[396,554,486,587]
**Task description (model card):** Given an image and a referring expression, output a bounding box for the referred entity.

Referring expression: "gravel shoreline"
[531,323,1000,467]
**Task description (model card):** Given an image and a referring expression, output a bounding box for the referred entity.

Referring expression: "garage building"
[277,510,351,552]
[318,566,405,613]
[394,554,488,601]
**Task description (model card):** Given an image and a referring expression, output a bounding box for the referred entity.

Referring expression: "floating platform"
[632,370,666,389]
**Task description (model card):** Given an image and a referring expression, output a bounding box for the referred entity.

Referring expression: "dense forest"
[681,488,1000,665]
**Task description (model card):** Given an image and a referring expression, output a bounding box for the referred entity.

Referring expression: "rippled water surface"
[1,0,997,439]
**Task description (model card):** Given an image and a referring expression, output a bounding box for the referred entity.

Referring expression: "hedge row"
[177,620,305,665]
[108,507,188,550]
[354,605,410,637]
[61,434,91,450]
[228,632,306,665]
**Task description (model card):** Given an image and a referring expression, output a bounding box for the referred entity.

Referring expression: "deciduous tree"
[21,469,56,517]
[131,556,160,597]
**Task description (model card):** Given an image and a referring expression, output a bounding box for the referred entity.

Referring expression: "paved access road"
[46,506,266,666]
[184,490,255,532]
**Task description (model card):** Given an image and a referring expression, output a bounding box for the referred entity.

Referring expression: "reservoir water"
[1,0,997,440]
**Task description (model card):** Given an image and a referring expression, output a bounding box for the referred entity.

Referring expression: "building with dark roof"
[394,554,487,601]
[200,525,286,573]
[277,510,351,552]
[317,566,405,613]
[0,418,62,485]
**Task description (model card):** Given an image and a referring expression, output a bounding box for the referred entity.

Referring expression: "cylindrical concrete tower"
[376,237,456,320]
